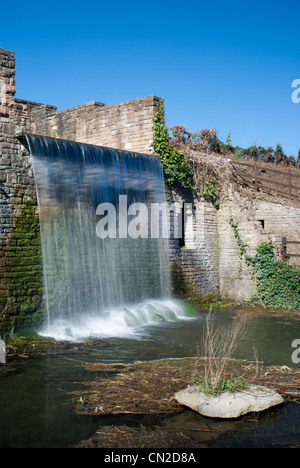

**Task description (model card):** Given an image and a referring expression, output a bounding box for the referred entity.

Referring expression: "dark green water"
[0,310,300,448]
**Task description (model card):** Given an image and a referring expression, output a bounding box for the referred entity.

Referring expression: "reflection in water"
[163,403,296,447]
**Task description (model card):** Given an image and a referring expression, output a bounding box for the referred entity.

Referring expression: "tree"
[274,143,287,165]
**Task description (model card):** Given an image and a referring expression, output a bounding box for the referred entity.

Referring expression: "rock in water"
[175,385,284,419]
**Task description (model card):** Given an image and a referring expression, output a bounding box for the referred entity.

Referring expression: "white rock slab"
[175,385,284,419]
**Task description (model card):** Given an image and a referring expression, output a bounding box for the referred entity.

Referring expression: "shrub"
[194,308,248,395]
[253,242,300,309]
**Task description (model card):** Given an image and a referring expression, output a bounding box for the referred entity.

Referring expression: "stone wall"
[217,197,300,301]
[165,185,220,298]
[26,96,162,155]
[0,47,164,335]
[0,49,15,119]
[1,45,300,336]
[0,48,44,334]
[165,171,300,303]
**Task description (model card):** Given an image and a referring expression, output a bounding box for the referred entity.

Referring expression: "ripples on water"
[0,310,300,448]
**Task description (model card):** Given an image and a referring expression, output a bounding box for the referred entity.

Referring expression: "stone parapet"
[27,96,162,154]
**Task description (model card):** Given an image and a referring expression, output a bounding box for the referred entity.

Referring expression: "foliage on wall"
[200,175,220,209]
[152,104,221,209]
[230,218,300,309]
[151,103,193,190]
[2,202,45,332]
[252,242,300,309]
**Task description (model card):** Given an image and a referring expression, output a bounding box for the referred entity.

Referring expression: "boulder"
[175,385,284,419]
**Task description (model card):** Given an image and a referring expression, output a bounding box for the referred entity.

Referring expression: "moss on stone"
[0,202,45,335]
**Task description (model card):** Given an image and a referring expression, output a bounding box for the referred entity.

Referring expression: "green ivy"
[229,218,252,264]
[230,218,300,309]
[152,103,222,209]
[253,242,300,309]
[201,176,220,209]
[152,103,193,190]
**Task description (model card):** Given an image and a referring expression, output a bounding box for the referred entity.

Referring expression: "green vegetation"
[229,218,252,264]
[230,218,300,309]
[5,328,54,353]
[253,242,300,309]
[221,135,297,167]
[152,104,221,208]
[152,103,194,190]
[10,328,47,341]
[200,175,220,209]
[1,202,45,333]
[195,375,247,396]
[191,126,298,166]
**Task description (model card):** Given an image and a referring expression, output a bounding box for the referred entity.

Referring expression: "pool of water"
[0,309,300,448]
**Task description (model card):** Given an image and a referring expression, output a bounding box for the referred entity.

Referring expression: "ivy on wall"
[230,218,300,309]
[200,176,220,209]
[151,103,194,190]
[253,242,300,309]
[152,103,221,210]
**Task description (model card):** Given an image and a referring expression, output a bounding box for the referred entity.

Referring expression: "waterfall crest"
[26,135,189,340]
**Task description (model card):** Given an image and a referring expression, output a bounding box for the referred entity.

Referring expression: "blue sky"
[2,0,300,156]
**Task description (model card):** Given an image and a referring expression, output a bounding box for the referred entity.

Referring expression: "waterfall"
[26,135,190,340]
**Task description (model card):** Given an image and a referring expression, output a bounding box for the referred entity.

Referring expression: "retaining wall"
[1,46,300,335]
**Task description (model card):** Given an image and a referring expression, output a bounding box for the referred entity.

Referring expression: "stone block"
[0,170,6,182]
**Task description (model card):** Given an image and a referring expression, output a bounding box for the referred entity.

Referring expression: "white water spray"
[26,135,191,340]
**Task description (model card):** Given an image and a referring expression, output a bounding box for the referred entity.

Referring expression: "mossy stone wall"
[0,203,45,336]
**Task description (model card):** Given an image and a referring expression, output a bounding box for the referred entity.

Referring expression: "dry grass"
[66,354,300,420]
[193,308,250,394]
[74,424,201,448]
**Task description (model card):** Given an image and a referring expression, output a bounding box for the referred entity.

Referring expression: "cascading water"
[26,135,191,340]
